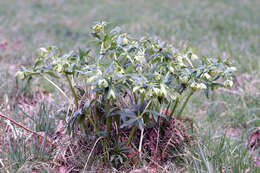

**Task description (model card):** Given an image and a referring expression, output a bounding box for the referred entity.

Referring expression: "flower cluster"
[16,22,236,157]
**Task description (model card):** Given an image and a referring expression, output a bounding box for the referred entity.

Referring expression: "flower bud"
[227,67,237,72]
[39,48,48,56]
[16,71,26,80]
[56,64,64,73]
[191,82,207,90]
[224,80,233,88]
[154,73,161,80]
[122,37,128,45]
[191,54,199,61]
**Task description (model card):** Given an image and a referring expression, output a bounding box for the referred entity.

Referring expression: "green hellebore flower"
[107,89,116,99]
[56,64,64,73]
[180,76,189,83]
[227,67,237,72]
[201,73,212,80]
[198,83,207,89]
[191,53,199,61]
[16,71,26,80]
[122,37,128,46]
[39,47,48,56]
[154,73,161,81]
[92,24,103,33]
[209,69,218,77]
[133,86,146,94]
[98,79,108,88]
[224,80,233,88]
[191,82,207,90]
[152,88,163,97]
[169,66,174,73]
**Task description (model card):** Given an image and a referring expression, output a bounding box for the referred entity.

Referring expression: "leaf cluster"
[16,22,236,166]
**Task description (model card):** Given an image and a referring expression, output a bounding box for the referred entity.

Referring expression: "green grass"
[0,0,259,172]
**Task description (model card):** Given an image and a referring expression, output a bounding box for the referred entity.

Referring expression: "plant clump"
[16,21,236,169]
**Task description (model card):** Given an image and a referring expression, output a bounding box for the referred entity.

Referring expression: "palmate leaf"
[67,99,97,135]
[33,59,43,69]
[68,109,82,135]
[204,83,210,99]
[120,118,137,128]
[116,109,136,122]
[211,75,220,81]
[148,110,168,122]
[78,48,90,62]
[91,32,101,40]
[106,107,120,117]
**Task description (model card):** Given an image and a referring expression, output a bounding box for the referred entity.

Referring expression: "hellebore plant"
[16,21,236,163]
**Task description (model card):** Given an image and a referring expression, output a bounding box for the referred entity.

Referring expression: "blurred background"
[0,0,259,70]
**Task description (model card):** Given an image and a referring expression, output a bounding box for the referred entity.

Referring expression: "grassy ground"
[0,0,259,172]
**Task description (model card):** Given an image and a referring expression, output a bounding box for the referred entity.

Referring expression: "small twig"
[131,143,164,170]
[155,127,160,159]
[0,158,10,173]
[0,113,51,144]
[161,129,176,158]
[138,128,144,159]
[162,165,170,173]
[83,137,102,172]
[16,156,33,173]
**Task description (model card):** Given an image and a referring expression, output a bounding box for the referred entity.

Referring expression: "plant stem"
[140,93,145,106]
[176,90,194,119]
[169,97,179,119]
[105,102,112,142]
[106,119,111,140]
[126,94,148,147]
[87,114,108,162]
[115,116,120,145]
[83,137,102,172]
[138,128,144,159]
[42,75,70,102]
[126,125,137,146]
[65,74,79,108]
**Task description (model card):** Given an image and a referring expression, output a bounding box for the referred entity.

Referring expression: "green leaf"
[117,109,136,122]
[204,83,210,99]
[148,110,168,121]
[120,118,137,128]
[34,60,43,69]
[69,109,82,132]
